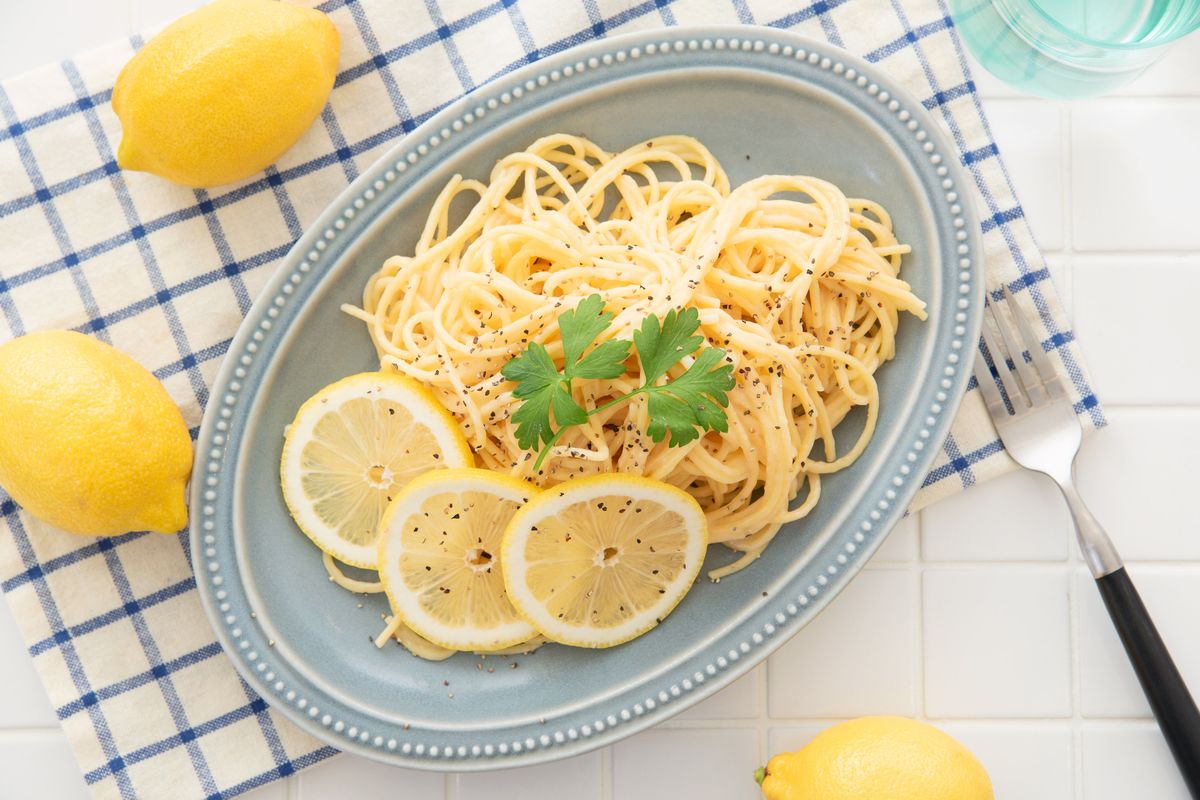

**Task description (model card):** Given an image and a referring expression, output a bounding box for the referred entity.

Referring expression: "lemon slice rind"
[501,474,708,649]
[280,372,472,568]
[378,468,538,652]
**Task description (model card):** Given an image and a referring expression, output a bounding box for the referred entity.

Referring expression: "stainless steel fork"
[975,287,1200,798]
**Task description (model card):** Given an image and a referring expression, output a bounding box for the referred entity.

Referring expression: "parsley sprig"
[501,294,735,471]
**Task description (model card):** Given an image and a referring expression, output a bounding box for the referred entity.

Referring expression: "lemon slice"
[501,475,708,648]
[280,372,472,567]
[377,468,538,651]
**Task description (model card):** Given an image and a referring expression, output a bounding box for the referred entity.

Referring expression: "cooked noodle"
[342,133,924,587]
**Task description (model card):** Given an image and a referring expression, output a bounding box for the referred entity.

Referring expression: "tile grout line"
[1061,103,1074,258]
[657,719,762,730]
[1062,250,1200,260]
[656,715,1150,727]
[4,28,1196,800]
[1100,403,1200,412]
[1069,561,1086,800]
[756,661,769,766]
[599,743,613,800]
[1062,99,1084,798]
[913,510,928,723]
[976,93,1200,103]
[911,560,1200,570]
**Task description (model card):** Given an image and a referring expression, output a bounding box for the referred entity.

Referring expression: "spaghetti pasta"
[343,133,925,583]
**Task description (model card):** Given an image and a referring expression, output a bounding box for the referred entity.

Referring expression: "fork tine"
[980,304,1028,410]
[973,348,1009,418]
[993,287,1048,407]
[1002,284,1068,400]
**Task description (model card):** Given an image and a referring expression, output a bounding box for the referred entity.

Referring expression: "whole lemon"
[757,716,994,800]
[113,0,340,188]
[0,331,193,536]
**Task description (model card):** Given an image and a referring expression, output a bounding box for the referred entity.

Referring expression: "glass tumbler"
[950,0,1200,98]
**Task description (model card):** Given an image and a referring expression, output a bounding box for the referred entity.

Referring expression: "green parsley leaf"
[502,341,559,399]
[559,294,614,377]
[632,306,706,384]
[643,347,735,446]
[572,338,631,379]
[508,386,556,451]
[502,294,736,468]
[551,389,588,429]
[500,341,587,450]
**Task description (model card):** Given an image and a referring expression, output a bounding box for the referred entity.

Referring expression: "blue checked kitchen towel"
[0,1,1103,798]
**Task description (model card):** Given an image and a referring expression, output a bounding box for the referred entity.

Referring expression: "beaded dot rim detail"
[191,27,981,767]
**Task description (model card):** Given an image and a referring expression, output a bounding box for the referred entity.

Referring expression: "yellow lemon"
[113,0,340,188]
[501,474,707,648]
[377,468,538,652]
[279,372,473,568]
[0,331,193,536]
[757,716,994,800]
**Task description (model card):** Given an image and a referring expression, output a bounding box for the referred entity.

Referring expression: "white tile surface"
[1076,566,1200,719]
[296,753,446,799]
[131,0,206,30]
[938,723,1073,800]
[1074,409,1200,559]
[774,722,1075,800]
[766,724,832,755]
[871,514,919,563]
[612,729,759,800]
[922,469,1070,562]
[1115,34,1200,97]
[0,732,91,800]
[923,569,1072,718]
[678,666,759,720]
[1080,724,1192,800]
[456,752,600,800]
[1071,100,1200,252]
[984,100,1065,251]
[240,779,289,800]
[1046,254,1071,318]
[769,569,917,718]
[2,3,1200,799]
[1073,259,1200,404]
[0,598,58,728]
[0,1,133,79]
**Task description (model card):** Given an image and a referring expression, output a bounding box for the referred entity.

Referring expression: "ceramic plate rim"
[190,25,983,770]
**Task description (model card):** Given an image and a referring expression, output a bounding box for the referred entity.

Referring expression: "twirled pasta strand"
[343,134,925,580]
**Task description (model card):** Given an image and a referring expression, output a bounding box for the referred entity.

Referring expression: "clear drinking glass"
[950,0,1200,98]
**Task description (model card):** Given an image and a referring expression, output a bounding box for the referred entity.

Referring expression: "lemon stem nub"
[753,766,767,786]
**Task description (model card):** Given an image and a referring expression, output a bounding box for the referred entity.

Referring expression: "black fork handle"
[1096,567,1200,798]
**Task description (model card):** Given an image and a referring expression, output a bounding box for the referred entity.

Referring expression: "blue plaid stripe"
[97,544,220,795]
[425,0,480,92]
[30,577,195,657]
[931,0,1103,428]
[921,438,1004,487]
[0,87,106,345]
[81,697,269,784]
[0,1,1100,797]
[0,88,112,146]
[56,643,221,719]
[2,507,139,797]
[1,530,147,593]
[864,15,954,62]
[62,63,217,408]
[769,0,852,29]
[205,746,339,800]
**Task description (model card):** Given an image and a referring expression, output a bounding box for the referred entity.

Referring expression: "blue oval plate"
[191,26,982,770]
